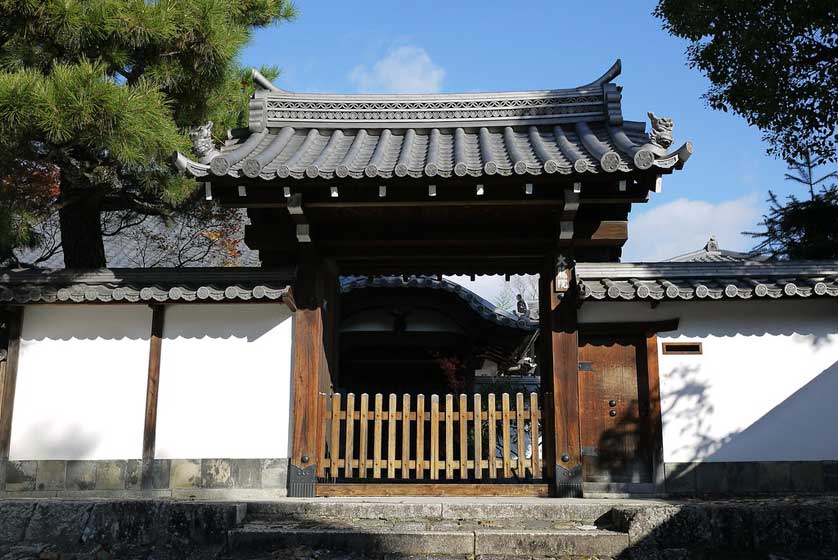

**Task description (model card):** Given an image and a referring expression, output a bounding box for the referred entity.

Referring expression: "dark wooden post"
[288,251,337,497]
[645,334,666,492]
[0,307,23,488]
[289,308,326,496]
[141,304,165,489]
[539,256,583,497]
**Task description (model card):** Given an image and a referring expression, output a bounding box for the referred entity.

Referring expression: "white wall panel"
[580,300,838,462]
[154,304,293,459]
[10,306,151,460]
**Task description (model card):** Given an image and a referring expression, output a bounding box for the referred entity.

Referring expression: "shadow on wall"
[663,360,838,464]
[161,304,290,342]
[22,306,153,342]
[10,421,100,460]
[21,304,288,342]
[661,365,737,463]
[661,300,838,347]
[706,360,838,462]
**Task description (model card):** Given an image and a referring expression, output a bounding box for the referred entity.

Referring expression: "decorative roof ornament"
[704,235,720,253]
[647,112,674,150]
[189,122,221,164]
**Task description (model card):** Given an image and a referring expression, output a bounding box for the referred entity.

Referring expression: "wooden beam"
[559,188,580,240]
[0,307,23,487]
[539,257,582,497]
[645,334,666,493]
[141,304,165,489]
[570,220,627,241]
[286,193,312,243]
[229,198,569,209]
[315,483,550,497]
[245,221,628,256]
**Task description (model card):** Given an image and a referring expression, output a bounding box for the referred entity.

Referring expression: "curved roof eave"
[173,60,693,183]
[340,275,538,331]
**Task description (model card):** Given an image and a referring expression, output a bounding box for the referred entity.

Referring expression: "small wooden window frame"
[662,342,703,355]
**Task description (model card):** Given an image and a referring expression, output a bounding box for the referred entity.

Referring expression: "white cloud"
[349,46,445,94]
[621,195,763,262]
[445,197,763,300]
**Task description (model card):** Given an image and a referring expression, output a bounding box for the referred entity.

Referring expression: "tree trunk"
[59,196,106,268]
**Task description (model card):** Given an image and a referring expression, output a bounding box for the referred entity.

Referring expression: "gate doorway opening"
[337,276,539,397]
[316,276,546,495]
[312,275,664,496]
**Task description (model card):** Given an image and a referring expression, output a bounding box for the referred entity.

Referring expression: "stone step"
[244,499,618,524]
[227,523,629,558]
[236,516,598,532]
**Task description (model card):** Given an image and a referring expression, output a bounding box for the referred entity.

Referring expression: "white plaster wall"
[580,299,838,463]
[10,306,151,460]
[155,304,293,459]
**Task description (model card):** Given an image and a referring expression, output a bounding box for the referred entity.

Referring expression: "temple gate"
[175,60,692,496]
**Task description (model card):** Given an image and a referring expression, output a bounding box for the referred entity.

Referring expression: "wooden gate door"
[314,391,548,496]
[577,335,653,483]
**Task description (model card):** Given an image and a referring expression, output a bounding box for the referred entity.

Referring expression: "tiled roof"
[576,261,838,301]
[174,61,693,182]
[340,275,537,330]
[0,268,292,304]
[666,235,768,263]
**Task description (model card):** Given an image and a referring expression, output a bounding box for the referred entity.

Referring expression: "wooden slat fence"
[317,392,542,482]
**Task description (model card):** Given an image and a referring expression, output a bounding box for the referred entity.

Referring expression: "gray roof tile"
[576,261,838,301]
[0,268,292,304]
[174,61,693,182]
[666,235,768,263]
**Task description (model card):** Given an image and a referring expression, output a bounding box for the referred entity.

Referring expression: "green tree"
[654,1,838,163]
[784,153,837,200]
[748,159,838,259]
[0,0,295,267]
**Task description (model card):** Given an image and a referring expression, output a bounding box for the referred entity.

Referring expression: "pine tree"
[784,153,837,200]
[748,157,838,259]
[0,0,295,267]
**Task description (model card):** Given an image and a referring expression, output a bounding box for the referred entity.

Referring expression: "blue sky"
[240,0,799,298]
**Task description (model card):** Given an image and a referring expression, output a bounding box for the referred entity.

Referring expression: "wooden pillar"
[288,251,337,497]
[0,307,23,488]
[539,256,583,497]
[645,334,666,492]
[141,304,165,489]
[289,308,325,496]
[538,273,556,482]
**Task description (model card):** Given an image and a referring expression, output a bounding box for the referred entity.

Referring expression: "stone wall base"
[0,500,245,559]
[1,458,288,499]
[665,460,838,496]
[612,497,838,558]
[4,459,836,498]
